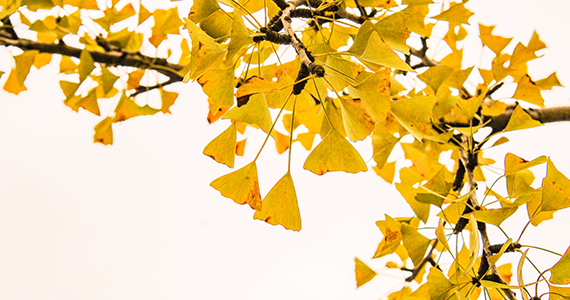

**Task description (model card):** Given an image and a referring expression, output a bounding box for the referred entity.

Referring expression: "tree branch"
[0,34,184,85]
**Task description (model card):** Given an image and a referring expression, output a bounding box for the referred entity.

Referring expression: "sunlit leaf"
[303,128,367,175]
[253,172,301,231]
[535,72,562,90]
[401,223,431,266]
[355,257,377,288]
[198,66,235,108]
[418,65,453,94]
[3,50,37,95]
[433,3,473,24]
[203,122,237,168]
[374,215,403,258]
[339,97,375,142]
[479,24,512,55]
[391,96,436,141]
[184,19,224,81]
[150,7,183,47]
[470,207,517,227]
[504,152,547,175]
[352,68,391,122]
[93,116,113,145]
[513,74,545,107]
[210,162,262,210]
[223,94,273,133]
[550,246,570,285]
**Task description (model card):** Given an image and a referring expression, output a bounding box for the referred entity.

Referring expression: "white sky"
[1,0,570,299]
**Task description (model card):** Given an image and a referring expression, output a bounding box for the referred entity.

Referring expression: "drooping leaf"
[541,159,570,212]
[401,223,431,266]
[198,66,235,107]
[253,172,301,231]
[513,74,545,107]
[223,94,273,133]
[355,257,377,288]
[504,152,547,175]
[390,96,436,141]
[226,9,251,63]
[3,50,38,95]
[465,215,480,275]
[374,215,403,258]
[303,128,367,175]
[436,218,451,252]
[352,68,391,122]
[418,65,453,94]
[470,207,518,227]
[339,97,375,142]
[427,267,455,300]
[113,93,160,122]
[78,49,94,83]
[371,123,399,169]
[203,122,237,168]
[550,246,570,285]
[93,116,113,145]
[210,162,262,210]
[184,19,225,81]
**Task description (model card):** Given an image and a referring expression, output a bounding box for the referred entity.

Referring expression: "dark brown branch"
[0,35,184,83]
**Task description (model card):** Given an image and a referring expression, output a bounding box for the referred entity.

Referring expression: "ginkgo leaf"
[550,285,570,300]
[253,172,301,231]
[355,257,377,288]
[415,166,450,207]
[390,96,436,141]
[510,42,538,68]
[375,11,410,54]
[235,76,276,107]
[303,128,367,175]
[436,218,451,252]
[470,207,518,227]
[93,116,113,145]
[433,2,473,24]
[427,267,454,300]
[353,68,391,122]
[78,49,94,83]
[418,65,453,94]
[210,162,262,210]
[401,223,431,266]
[188,0,220,23]
[513,74,545,107]
[198,66,235,108]
[541,159,570,211]
[535,72,562,90]
[223,94,273,134]
[113,93,160,122]
[159,88,178,114]
[3,50,37,95]
[226,9,251,63]
[374,215,403,258]
[150,7,183,47]
[373,161,395,183]
[138,3,151,24]
[465,215,480,275]
[358,32,414,72]
[504,152,547,175]
[199,9,232,40]
[479,24,512,55]
[396,182,430,223]
[184,19,224,81]
[339,97,375,142]
[371,123,399,169]
[550,246,570,285]
[203,122,237,168]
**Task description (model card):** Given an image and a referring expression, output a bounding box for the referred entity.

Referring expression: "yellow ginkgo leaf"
[210,162,262,210]
[433,2,473,24]
[113,93,160,122]
[550,246,570,285]
[479,24,512,55]
[253,172,301,231]
[223,94,273,134]
[203,122,237,168]
[339,97,375,142]
[226,9,251,63]
[401,223,431,266]
[3,50,37,95]
[184,19,224,81]
[470,207,518,227]
[93,116,113,145]
[390,95,436,141]
[78,49,95,83]
[235,76,276,107]
[353,68,391,122]
[513,74,545,107]
[504,152,547,175]
[535,72,562,90]
[159,88,178,114]
[355,257,377,288]
[303,128,367,175]
[427,267,455,300]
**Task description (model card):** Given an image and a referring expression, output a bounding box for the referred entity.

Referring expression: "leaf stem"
[253,92,293,162]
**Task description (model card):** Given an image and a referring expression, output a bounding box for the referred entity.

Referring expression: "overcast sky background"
[1,0,570,299]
